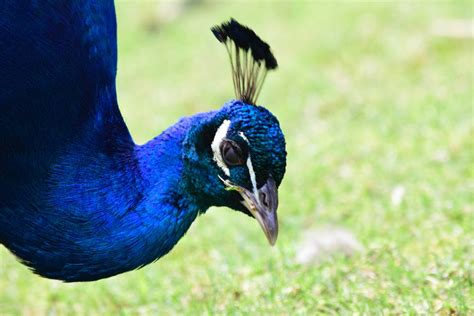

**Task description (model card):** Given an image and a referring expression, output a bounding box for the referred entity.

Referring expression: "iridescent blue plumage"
[0,1,286,281]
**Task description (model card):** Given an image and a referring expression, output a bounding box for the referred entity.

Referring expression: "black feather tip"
[211,19,277,70]
[211,19,278,105]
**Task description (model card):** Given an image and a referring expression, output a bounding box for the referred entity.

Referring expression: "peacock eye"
[220,139,246,166]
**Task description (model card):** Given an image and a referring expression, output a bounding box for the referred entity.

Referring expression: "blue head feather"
[183,100,287,215]
[219,100,286,187]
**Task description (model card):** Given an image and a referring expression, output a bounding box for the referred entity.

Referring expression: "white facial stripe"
[239,132,260,205]
[246,155,260,205]
[211,120,231,176]
[238,131,248,143]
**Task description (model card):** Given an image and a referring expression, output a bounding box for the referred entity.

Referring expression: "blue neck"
[2,112,216,281]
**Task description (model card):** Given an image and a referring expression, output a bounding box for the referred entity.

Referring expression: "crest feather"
[211,19,278,105]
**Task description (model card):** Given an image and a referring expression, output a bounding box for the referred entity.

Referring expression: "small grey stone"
[295,227,364,265]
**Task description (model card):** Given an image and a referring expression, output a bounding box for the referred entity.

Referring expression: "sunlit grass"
[1,1,472,314]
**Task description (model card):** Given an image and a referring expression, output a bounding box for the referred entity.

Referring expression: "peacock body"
[0,1,286,282]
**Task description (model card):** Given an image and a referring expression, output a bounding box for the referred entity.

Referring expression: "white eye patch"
[211,119,231,176]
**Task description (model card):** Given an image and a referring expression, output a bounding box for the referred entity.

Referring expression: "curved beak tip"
[267,232,278,246]
[264,216,278,246]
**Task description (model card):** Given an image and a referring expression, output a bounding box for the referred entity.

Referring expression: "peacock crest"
[211,19,278,105]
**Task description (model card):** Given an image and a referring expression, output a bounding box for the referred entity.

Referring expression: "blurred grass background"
[1,0,473,314]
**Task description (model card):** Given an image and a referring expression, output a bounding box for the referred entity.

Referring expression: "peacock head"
[212,100,286,245]
[184,19,286,245]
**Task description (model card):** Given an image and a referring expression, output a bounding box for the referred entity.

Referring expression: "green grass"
[1,1,473,314]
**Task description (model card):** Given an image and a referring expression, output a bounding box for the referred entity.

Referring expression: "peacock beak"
[220,176,279,245]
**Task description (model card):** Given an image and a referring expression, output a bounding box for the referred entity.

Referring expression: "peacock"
[0,1,286,282]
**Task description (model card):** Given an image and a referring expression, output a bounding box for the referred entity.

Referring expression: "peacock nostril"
[260,192,269,208]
